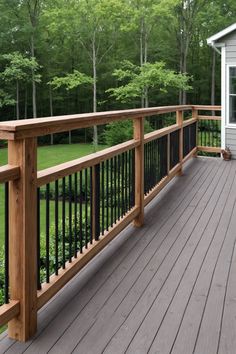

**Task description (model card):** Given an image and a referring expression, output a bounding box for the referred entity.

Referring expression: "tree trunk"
[92,36,98,151]
[16,80,19,120]
[24,88,28,119]
[144,28,149,108]
[211,50,216,116]
[140,17,145,108]
[182,50,187,104]
[31,35,37,118]
[49,86,54,145]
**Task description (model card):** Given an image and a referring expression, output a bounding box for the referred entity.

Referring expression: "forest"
[0,0,235,129]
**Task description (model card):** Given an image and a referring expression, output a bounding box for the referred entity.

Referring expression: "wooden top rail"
[0,105,194,140]
[144,124,179,144]
[193,105,221,111]
[0,165,20,183]
[198,115,221,121]
[37,139,139,187]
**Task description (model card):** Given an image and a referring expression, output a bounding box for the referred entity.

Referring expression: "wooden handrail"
[0,165,20,183]
[0,104,222,342]
[0,105,194,140]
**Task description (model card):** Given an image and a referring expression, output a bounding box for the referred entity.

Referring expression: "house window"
[229,67,236,123]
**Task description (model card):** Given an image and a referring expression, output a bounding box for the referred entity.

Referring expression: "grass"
[0,143,107,169]
[0,143,107,246]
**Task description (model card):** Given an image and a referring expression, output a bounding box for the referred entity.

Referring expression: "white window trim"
[221,47,226,148]
[226,63,236,129]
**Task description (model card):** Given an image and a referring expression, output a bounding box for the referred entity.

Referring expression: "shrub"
[103,119,153,146]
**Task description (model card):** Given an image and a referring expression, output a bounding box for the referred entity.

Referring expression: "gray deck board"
[2,157,236,354]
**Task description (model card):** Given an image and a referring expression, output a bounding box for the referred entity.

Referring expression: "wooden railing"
[0,104,221,341]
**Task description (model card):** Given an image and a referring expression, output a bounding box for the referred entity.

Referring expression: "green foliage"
[107,60,192,103]
[39,211,90,283]
[49,70,93,91]
[1,51,41,84]
[0,89,15,108]
[103,119,153,146]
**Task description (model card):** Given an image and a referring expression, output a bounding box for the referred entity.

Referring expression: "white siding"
[220,32,236,63]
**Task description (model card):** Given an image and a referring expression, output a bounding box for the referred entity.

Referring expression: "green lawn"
[0,143,106,246]
[0,143,107,169]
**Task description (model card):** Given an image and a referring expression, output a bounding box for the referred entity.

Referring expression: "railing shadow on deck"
[0,104,221,341]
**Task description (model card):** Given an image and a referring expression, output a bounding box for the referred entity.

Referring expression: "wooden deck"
[1,156,236,354]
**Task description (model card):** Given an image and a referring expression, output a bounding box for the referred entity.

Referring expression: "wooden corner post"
[133,117,144,227]
[8,138,38,341]
[176,110,183,175]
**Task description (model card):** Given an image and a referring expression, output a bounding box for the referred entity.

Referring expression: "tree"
[123,0,179,107]
[1,52,41,119]
[49,70,93,143]
[0,90,15,109]
[43,0,128,148]
[107,60,191,103]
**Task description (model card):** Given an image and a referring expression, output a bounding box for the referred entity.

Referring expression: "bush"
[103,119,153,146]
[39,211,91,283]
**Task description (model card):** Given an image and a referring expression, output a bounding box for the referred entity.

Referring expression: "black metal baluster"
[69,175,72,262]
[46,183,50,283]
[118,155,121,220]
[4,183,9,303]
[132,149,135,207]
[101,161,105,234]
[106,160,109,230]
[110,158,113,226]
[164,136,168,177]
[94,164,100,240]
[121,153,125,216]
[62,177,66,268]
[152,140,155,187]
[85,169,88,248]
[144,143,147,194]
[37,187,41,291]
[128,150,131,210]
[200,120,202,146]
[55,180,59,275]
[125,152,128,213]
[79,171,83,253]
[114,156,117,223]
[147,142,150,192]
[74,173,78,257]
[90,167,93,244]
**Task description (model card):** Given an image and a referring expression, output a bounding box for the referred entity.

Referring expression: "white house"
[208,23,236,158]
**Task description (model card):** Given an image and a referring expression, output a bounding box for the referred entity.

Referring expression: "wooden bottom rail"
[37,206,140,310]
[0,301,20,327]
[182,147,198,164]
[198,146,221,153]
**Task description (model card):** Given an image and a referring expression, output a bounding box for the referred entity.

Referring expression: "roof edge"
[207,23,236,45]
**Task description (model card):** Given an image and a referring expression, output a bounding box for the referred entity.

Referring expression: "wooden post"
[133,117,144,227]
[176,110,183,175]
[8,138,38,341]
[192,108,198,157]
